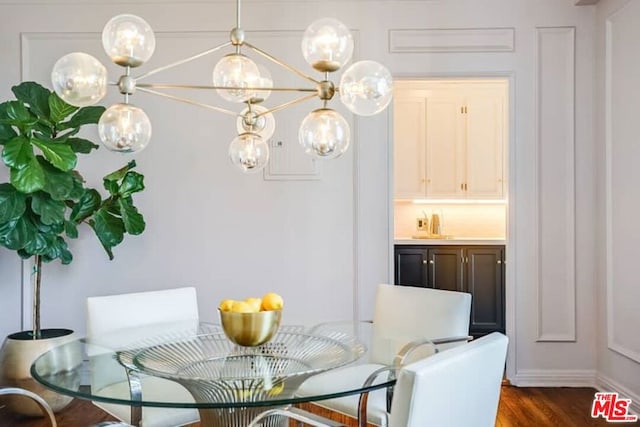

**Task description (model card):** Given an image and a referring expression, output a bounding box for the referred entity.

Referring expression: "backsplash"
[394,201,507,239]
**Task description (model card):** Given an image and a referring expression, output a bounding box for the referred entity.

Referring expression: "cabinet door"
[465,247,504,336]
[394,97,426,199]
[464,89,506,198]
[427,247,464,291]
[425,94,465,199]
[394,246,429,287]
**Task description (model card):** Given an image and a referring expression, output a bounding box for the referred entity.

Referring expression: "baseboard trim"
[511,369,596,387]
[596,373,640,415]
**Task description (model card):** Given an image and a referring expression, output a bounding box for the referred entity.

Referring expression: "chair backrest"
[370,284,471,364]
[86,287,199,391]
[86,287,199,338]
[388,332,508,427]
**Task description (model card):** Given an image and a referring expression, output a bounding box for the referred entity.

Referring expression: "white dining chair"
[85,287,200,427]
[297,284,472,426]
[362,332,509,427]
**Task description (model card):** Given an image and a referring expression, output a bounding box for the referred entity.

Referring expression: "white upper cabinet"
[393,81,507,200]
[393,96,427,198]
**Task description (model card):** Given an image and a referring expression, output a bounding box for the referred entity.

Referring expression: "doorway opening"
[390,77,510,341]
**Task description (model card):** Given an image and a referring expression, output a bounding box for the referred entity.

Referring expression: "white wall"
[595,0,640,411]
[0,0,619,398]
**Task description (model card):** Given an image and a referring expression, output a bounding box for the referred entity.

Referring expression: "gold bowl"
[218,309,282,346]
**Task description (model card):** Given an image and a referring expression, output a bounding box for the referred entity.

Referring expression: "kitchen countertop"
[395,237,506,245]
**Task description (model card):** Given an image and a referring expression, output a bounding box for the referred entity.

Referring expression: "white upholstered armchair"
[85,287,201,427]
[365,332,509,427]
[296,284,473,426]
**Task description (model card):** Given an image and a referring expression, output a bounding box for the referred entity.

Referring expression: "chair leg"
[0,387,57,427]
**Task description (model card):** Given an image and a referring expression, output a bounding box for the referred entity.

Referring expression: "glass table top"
[31,321,394,410]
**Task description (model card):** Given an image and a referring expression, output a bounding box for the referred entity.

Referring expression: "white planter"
[0,328,81,416]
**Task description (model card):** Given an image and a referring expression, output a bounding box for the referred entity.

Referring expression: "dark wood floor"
[0,386,638,426]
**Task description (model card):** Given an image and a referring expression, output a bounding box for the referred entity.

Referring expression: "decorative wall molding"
[605,3,640,364]
[512,369,596,387]
[388,28,515,53]
[596,373,640,415]
[534,26,576,342]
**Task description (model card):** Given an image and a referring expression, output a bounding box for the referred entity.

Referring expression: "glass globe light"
[51,52,107,107]
[298,108,350,159]
[339,60,393,116]
[228,132,270,173]
[301,18,354,72]
[102,14,156,67]
[236,105,276,141]
[213,54,260,103]
[98,103,152,153]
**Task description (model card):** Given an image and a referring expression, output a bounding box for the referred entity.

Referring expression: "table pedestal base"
[198,407,288,427]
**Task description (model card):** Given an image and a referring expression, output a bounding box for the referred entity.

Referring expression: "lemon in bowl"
[218,293,283,346]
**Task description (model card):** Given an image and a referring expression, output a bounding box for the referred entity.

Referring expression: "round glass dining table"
[31,321,394,427]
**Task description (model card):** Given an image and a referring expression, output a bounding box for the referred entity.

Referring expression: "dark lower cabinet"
[394,244,505,339]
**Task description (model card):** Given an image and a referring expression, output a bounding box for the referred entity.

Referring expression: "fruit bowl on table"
[218,309,282,347]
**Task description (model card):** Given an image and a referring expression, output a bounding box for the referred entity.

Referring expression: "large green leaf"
[0,183,26,222]
[12,82,51,121]
[41,235,72,264]
[67,171,86,201]
[0,216,36,250]
[10,155,45,193]
[118,197,145,235]
[59,238,72,264]
[103,160,137,182]
[48,93,78,125]
[70,188,101,222]
[0,101,37,127]
[103,160,137,195]
[39,158,75,201]
[67,137,99,154]
[64,220,78,238]
[23,231,48,256]
[91,207,125,260]
[0,123,17,144]
[2,136,34,169]
[35,218,64,234]
[32,136,77,171]
[33,120,53,137]
[61,106,105,130]
[31,192,66,225]
[118,171,145,197]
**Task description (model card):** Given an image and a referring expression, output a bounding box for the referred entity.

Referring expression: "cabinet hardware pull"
[429,260,434,264]
[461,106,464,114]
[497,260,502,264]
[460,183,464,191]
[422,260,428,264]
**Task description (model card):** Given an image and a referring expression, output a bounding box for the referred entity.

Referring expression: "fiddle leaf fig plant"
[0,81,146,338]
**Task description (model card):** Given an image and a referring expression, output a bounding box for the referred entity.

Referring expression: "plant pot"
[0,328,81,416]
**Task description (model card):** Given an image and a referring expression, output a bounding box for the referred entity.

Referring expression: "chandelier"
[49,0,393,174]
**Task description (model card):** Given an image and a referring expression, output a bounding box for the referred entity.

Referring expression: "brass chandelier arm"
[255,92,318,118]
[134,41,233,82]
[244,42,321,85]
[136,87,239,117]
[136,83,317,93]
